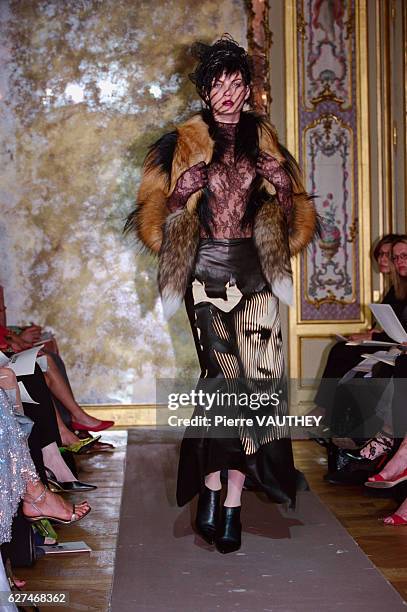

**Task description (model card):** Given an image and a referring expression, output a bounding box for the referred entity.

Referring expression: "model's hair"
[372,233,402,262]
[391,235,407,300]
[189,34,253,105]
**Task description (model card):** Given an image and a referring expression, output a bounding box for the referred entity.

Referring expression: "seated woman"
[2,329,101,450]
[1,331,98,491]
[0,368,91,604]
[313,233,402,434]
[325,236,407,480]
[0,368,91,527]
[4,326,114,433]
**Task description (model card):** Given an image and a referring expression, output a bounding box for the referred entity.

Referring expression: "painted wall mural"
[0,0,248,404]
[297,0,361,320]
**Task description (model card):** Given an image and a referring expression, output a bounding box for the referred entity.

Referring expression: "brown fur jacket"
[126,110,317,318]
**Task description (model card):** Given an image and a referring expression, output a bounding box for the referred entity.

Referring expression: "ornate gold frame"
[246,0,272,115]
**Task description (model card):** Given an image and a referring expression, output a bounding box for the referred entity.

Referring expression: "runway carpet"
[110,429,406,612]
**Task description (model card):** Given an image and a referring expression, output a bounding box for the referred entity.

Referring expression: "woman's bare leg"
[0,369,89,517]
[23,478,89,520]
[42,442,78,482]
[43,354,104,428]
[224,469,245,507]
[54,407,80,446]
[205,471,221,491]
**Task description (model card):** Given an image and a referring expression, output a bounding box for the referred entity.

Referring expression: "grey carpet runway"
[110,429,406,612]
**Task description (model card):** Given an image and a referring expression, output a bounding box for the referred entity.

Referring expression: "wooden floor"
[19,430,127,612]
[18,432,407,610]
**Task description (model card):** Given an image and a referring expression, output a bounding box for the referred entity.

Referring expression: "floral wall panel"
[301,0,353,110]
[297,0,361,321]
[304,115,357,309]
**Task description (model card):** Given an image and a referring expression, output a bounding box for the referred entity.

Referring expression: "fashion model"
[127,36,317,553]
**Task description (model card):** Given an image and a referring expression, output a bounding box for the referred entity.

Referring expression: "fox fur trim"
[128,112,317,317]
[158,208,200,319]
[253,200,294,306]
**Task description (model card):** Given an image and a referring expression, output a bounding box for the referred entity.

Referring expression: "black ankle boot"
[215,506,241,554]
[195,486,221,544]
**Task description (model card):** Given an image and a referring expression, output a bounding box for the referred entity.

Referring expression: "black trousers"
[18,364,62,483]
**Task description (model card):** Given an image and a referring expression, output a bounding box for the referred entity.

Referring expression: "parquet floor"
[17,433,407,610]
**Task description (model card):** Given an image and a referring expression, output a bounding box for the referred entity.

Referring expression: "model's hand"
[174,162,208,200]
[7,331,32,352]
[167,162,209,212]
[257,151,293,218]
[348,330,374,342]
[20,325,42,344]
[256,151,291,192]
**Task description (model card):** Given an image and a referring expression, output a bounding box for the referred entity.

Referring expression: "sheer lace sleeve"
[166,189,186,213]
[272,165,293,220]
[257,151,293,220]
[166,162,208,213]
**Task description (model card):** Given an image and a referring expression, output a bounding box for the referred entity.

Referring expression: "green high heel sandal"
[60,435,101,454]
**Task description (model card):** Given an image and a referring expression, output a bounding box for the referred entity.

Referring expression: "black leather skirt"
[192,237,268,298]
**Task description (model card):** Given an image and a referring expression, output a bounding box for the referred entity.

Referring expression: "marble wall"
[0,0,248,403]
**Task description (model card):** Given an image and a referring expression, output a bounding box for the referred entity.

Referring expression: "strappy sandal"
[23,484,91,525]
[366,467,407,488]
[60,435,101,454]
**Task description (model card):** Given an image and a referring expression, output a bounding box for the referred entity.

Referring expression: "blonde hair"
[391,235,407,301]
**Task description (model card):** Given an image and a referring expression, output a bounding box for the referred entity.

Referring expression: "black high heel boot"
[195,486,221,544]
[215,506,241,554]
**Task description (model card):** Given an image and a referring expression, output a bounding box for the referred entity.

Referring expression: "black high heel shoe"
[45,468,97,493]
[324,440,390,485]
[195,486,221,545]
[215,506,241,554]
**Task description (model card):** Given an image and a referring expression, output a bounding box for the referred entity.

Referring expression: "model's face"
[392,242,407,277]
[208,71,250,122]
[376,243,392,274]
